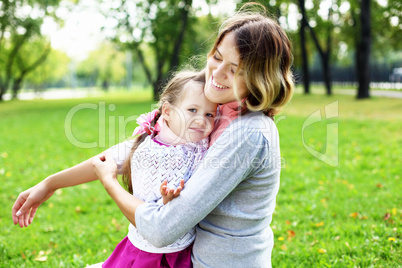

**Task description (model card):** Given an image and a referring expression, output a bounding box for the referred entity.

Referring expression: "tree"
[76,42,126,90]
[356,0,371,99]
[300,0,340,95]
[298,0,311,94]
[11,38,51,98]
[25,49,70,92]
[0,0,62,101]
[101,0,217,100]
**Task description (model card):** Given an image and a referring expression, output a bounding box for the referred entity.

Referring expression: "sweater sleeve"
[135,125,270,247]
[107,139,135,174]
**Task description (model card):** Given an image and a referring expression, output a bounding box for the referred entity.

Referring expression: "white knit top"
[109,135,209,253]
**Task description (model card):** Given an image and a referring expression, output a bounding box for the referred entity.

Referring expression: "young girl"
[13,70,217,268]
[100,70,217,268]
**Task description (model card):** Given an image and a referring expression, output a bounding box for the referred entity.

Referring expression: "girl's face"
[205,31,249,104]
[164,80,218,143]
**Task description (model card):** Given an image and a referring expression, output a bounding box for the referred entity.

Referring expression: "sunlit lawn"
[0,89,400,267]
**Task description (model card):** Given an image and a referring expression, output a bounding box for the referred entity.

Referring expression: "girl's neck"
[154,118,188,146]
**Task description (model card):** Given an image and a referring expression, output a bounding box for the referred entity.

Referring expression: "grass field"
[0,90,400,267]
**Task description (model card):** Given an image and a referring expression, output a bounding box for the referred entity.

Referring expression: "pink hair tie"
[133,109,161,136]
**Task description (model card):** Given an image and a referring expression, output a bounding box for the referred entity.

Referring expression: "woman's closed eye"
[213,54,222,61]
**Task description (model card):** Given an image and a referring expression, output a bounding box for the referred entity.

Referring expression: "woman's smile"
[211,75,229,90]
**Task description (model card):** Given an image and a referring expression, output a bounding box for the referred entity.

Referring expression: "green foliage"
[25,49,70,88]
[0,91,400,266]
[0,0,63,99]
[76,42,126,88]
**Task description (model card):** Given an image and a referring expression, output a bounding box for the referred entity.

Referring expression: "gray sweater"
[136,111,281,268]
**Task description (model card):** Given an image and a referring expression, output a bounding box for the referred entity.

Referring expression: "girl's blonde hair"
[208,3,294,116]
[121,70,205,193]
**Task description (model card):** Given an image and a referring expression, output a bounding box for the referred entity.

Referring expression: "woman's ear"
[162,102,171,122]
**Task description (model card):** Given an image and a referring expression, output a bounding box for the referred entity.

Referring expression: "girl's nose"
[194,118,206,127]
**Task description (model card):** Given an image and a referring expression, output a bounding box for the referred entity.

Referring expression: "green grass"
[0,91,400,267]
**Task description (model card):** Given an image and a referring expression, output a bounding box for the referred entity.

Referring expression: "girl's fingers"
[29,207,38,225]
[160,180,168,193]
[18,213,25,228]
[24,210,31,227]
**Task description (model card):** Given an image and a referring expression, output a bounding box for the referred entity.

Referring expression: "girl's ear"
[162,102,171,122]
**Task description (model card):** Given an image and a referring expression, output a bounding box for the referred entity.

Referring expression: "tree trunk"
[170,0,192,71]
[0,84,6,101]
[356,0,371,99]
[12,77,23,99]
[298,0,310,94]
[322,53,331,95]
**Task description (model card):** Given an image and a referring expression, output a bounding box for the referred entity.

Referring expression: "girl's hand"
[12,182,55,228]
[160,179,185,205]
[92,152,118,190]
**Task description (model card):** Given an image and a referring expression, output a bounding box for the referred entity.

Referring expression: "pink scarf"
[209,100,243,146]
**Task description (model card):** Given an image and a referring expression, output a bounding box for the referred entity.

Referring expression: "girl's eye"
[188,109,197,113]
[206,113,215,118]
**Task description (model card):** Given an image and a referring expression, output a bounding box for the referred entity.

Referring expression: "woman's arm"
[12,154,102,228]
[135,115,278,247]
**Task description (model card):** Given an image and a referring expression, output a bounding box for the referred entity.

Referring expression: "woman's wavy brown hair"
[121,70,206,193]
[208,3,294,116]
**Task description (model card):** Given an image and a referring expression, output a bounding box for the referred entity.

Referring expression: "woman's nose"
[213,62,226,79]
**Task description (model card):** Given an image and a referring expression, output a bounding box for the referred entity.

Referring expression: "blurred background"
[0,0,400,102]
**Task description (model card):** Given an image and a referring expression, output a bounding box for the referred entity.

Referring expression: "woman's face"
[205,31,248,104]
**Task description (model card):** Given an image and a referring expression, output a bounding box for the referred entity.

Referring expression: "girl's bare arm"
[12,154,102,228]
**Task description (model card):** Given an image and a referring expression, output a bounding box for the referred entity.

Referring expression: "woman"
[13,4,293,268]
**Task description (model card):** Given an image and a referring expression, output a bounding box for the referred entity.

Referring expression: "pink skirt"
[102,236,193,268]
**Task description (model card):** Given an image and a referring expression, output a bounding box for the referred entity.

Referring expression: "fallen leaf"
[315,221,324,227]
[281,244,288,251]
[310,240,319,247]
[392,208,397,216]
[285,220,291,225]
[345,242,350,248]
[376,183,383,188]
[21,251,26,259]
[34,251,49,262]
[350,212,359,218]
[75,206,82,213]
[287,230,296,240]
[35,256,47,262]
[383,213,391,220]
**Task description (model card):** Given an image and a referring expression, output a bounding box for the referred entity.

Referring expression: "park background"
[0,0,401,267]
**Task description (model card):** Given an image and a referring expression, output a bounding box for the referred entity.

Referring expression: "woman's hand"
[92,152,118,190]
[12,182,55,228]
